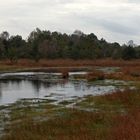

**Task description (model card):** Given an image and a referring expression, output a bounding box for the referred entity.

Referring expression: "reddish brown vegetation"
[110,109,140,140]
[2,89,140,140]
[0,59,140,81]
[1,59,140,140]
[87,70,105,81]
[105,66,140,81]
[0,59,140,68]
[102,89,140,107]
[2,110,109,140]
[98,89,140,140]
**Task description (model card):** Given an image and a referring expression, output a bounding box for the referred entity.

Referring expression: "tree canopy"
[0,28,139,62]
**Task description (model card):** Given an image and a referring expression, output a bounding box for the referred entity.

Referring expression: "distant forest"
[0,28,140,62]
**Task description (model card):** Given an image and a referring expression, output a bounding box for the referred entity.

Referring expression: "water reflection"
[0,83,2,102]
[73,81,87,91]
[0,78,118,106]
[31,80,41,96]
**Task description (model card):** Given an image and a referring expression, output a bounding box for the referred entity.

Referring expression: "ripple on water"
[0,72,133,106]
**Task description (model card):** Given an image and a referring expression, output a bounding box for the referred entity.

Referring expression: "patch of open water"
[0,71,135,137]
[0,71,130,106]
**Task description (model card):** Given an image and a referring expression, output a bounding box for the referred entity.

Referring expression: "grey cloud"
[127,0,140,3]
[0,0,140,44]
[99,20,140,36]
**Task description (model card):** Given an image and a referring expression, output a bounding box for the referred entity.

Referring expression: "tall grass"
[2,89,140,140]
[1,110,110,140]
[1,59,140,140]
[109,109,140,140]
[0,59,140,68]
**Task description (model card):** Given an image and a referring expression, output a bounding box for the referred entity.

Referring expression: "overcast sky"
[0,0,140,44]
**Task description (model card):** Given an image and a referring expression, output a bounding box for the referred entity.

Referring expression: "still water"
[0,72,118,106]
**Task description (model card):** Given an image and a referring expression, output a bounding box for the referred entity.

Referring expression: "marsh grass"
[0,59,140,71]
[0,59,140,140]
[87,70,105,81]
[79,89,140,110]
[2,109,112,140]
[1,89,140,140]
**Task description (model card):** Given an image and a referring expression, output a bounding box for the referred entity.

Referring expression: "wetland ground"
[0,59,139,140]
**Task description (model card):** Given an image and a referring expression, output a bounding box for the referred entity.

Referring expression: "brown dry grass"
[97,89,140,140]
[0,59,140,81]
[2,110,110,140]
[0,59,140,68]
[87,70,105,81]
[2,89,140,140]
[1,59,140,140]
[104,66,140,81]
[109,109,140,140]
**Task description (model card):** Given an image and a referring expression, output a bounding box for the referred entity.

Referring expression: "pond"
[0,71,135,137]
[0,71,130,106]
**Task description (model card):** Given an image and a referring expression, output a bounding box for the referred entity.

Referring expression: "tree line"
[0,28,140,62]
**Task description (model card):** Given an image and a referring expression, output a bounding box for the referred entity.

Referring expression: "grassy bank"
[1,88,140,140]
[0,59,140,140]
[0,59,140,69]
